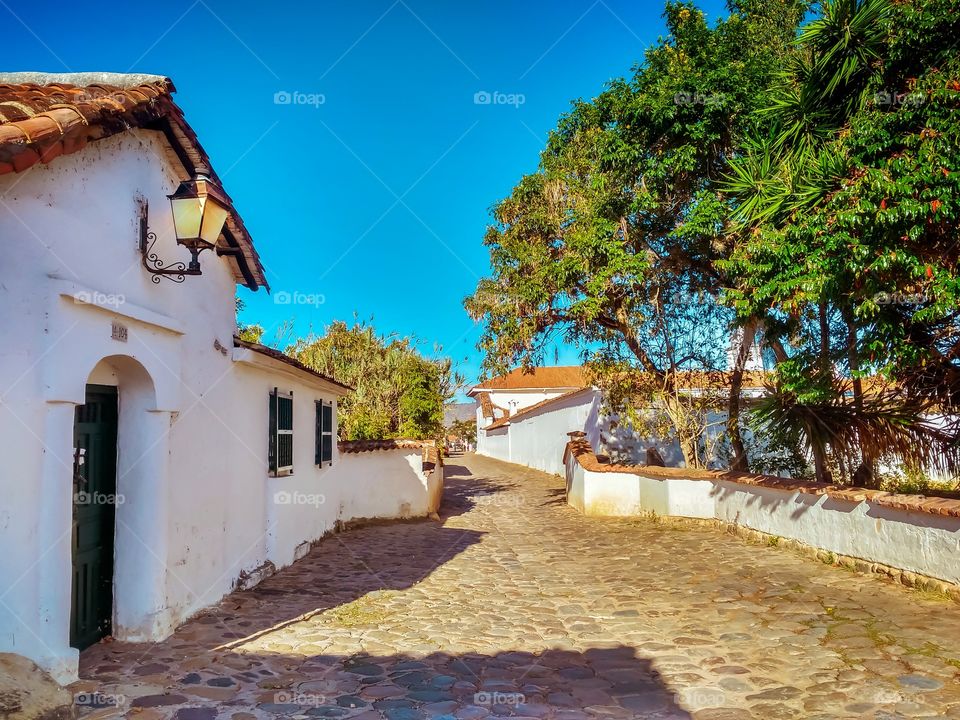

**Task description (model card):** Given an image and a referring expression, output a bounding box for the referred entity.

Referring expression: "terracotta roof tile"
[338,439,442,475]
[0,72,268,291]
[485,415,511,430]
[471,366,588,392]
[476,391,496,419]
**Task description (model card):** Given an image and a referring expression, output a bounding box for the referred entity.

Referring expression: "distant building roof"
[468,366,588,394]
[484,387,596,430]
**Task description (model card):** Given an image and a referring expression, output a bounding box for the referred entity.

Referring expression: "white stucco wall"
[567,462,960,587]
[332,450,442,524]
[506,391,597,475]
[0,132,442,683]
[479,427,510,463]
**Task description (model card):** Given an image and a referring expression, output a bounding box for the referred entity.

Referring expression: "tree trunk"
[727,320,757,471]
[812,444,832,484]
[663,394,703,469]
[841,305,878,488]
[818,300,831,375]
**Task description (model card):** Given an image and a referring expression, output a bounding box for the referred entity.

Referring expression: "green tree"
[448,419,477,446]
[722,0,960,483]
[466,0,806,468]
[287,320,461,442]
[235,297,265,344]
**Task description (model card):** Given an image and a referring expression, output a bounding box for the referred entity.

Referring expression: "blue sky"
[6,0,727,395]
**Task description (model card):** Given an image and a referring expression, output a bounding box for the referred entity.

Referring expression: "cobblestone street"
[75,453,960,720]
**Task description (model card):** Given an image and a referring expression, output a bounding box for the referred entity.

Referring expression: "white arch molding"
[38,354,177,683]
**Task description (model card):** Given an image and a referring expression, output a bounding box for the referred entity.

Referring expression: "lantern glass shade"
[168,175,231,246]
[199,200,230,244]
[169,195,204,241]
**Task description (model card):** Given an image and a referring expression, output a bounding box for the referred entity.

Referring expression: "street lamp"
[140,173,231,283]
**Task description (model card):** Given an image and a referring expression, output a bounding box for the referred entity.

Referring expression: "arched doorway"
[71,355,167,650]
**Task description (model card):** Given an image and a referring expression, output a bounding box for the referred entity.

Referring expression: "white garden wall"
[479,426,510,463]
[565,442,960,587]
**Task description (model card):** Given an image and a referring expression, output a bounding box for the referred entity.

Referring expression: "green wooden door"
[70,384,118,650]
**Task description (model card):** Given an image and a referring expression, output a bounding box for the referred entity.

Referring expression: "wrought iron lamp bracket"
[138,202,203,284]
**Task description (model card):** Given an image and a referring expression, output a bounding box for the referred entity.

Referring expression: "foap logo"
[473,490,524,508]
[74,691,126,708]
[871,688,903,704]
[74,491,125,507]
[273,691,326,706]
[274,290,326,308]
[674,91,725,106]
[873,90,925,107]
[274,90,326,108]
[74,89,129,106]
[73,290,125,309]
[474,90,526,108]
[675,687,726,709]
[873,290,930,306]
[274,490,326,508]
[474,692,525,707]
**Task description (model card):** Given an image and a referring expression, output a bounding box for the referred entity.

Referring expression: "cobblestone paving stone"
[73,453,960,720]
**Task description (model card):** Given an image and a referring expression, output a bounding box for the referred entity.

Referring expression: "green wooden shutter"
[313,400,323,465]
[316,401,334,466]
[268,388,278,475]
[321,403,333,464]
[270,388,294,476]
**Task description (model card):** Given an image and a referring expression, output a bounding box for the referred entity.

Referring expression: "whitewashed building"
[468,365,772,475]
[0,73,441,683]
[467,367,595,474]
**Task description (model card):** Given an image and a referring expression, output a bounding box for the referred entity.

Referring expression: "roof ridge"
[0,72,171,88]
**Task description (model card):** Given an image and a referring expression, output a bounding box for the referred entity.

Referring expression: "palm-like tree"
[723,0,901,484]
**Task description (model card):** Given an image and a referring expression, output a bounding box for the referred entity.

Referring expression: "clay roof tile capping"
[471,366,588,392]
[0,72,267,291]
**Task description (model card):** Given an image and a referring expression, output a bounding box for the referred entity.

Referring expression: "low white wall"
[334,450,442,522]
[266,447,442,570]
[712,480,960,585]
[568,461,960,586]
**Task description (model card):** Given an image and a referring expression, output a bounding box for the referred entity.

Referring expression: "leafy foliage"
[722,0,960,483]
[467,0,960,484]
[465,0,806,467]
[287,320,461,442]
[448,419,477,445]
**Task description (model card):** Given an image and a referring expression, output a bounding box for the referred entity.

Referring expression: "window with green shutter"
[269,388,294,476]
[316,400,334,466]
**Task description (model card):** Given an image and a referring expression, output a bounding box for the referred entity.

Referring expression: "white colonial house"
[467,367,593,475]
[0,72,441,683]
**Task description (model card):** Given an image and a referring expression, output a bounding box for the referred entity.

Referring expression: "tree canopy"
[466,0,807,468]
[286,320,461,442]
[466,0,960,483]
